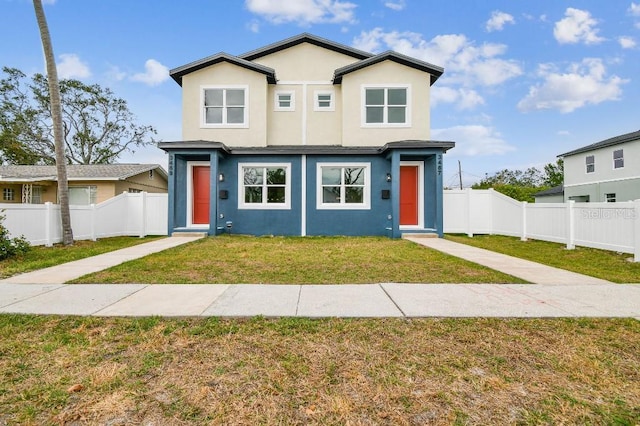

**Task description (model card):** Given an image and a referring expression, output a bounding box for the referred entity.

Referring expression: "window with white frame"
[2,188,14,201]
[202,87,247,126]
[68,185,97,205]
[363,86,409,126]
[605,193,616,202]
[586,155,595,173]
[275,91,295,111]
[317,163,370,209]
[314,91,334,111]
[613,149,624,169]
[239,163,291,209]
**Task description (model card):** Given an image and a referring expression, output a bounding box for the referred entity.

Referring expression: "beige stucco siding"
[252,42,360,82]
[181,62,268,147]
[267,84,303,145]
[306,85,342,145]
[341,61,432,147]
[114,171,168,194]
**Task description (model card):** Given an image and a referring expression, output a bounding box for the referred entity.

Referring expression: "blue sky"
[1,0,638,187]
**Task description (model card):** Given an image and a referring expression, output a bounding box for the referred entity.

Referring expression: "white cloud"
[56,53,91,79]
[629,2,640,16]
[486,11,515,32]
[352,29,522,87]
[618,36,636,48]
[245,0,356,25]
[130,59,169,86]
[557,130,571,136]
[554,8,604,45]
[517,58,627,113]
[246,19,260,33]
[384,0,406,11]
[105,65,126,81]
[432,125,515,156]
[431,87,485,110]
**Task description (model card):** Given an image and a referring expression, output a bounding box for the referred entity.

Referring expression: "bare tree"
[33,0,73,245]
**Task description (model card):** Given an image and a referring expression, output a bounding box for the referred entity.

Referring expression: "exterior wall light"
[218,173,225,182]
[386,173,392,182]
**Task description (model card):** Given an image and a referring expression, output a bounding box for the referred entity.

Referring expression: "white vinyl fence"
[1,192,168,246]
[444,189,640,262]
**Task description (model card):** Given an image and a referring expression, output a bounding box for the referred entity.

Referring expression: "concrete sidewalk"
[0,234,637,318]
[0,282,638,318]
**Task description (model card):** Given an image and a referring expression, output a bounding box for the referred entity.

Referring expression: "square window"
[363,86,409,126]
[605,193,616,202]
[613,149,624,169]
[317,163,370,210]
[585,155,595,173]
[239,163,291,209]
[202,87,247,126]
[314,91,335,111]
[275,91,295,111]
[2,188,14,201]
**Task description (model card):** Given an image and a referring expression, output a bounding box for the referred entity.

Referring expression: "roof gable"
[239,33,372,62]
[169,53,276,86]
[559,129,640,157]
[333,51,444,85]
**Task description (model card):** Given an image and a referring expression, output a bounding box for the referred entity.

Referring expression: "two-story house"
[559,129,640,202]
[159,33,454,237]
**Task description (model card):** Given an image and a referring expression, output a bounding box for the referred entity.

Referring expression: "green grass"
[0,315,638,425]
[446,234,640,283]
[72,235,526,284]
[0,236,163,279]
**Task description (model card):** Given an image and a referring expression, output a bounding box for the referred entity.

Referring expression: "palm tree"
[33,0,73,245]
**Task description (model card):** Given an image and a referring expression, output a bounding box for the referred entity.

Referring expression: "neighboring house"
[159,33,454,238]
[0,164,168,205]
[559,129,640,203]
[534,185,564,203]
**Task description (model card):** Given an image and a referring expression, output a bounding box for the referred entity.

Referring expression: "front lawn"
[446,234,640,283]
[72,235,525,284]
[1,315,638,425]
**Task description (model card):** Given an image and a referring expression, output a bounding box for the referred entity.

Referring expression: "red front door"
[400,166,419,226]
[192,166,210,225]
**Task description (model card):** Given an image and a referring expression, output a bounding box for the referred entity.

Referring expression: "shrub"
[0,212,30,260]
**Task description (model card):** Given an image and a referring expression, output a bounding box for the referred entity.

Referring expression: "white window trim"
[274,90,295,111]
[399,161,425,230]
[585,155,595,174]
[613,149,624,170]
[316,162,371,210]
[313,90,335,111]
[200,85,249,128]
[361,84,411,128]
[186,161,210,229]
[238,162,291,210]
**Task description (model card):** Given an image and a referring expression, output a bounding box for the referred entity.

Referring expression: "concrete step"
[171,232,208,238]
[402,232,439,239]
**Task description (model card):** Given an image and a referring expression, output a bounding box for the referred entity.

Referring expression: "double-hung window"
[613,149,624,169]
[585,155,595,173]
[317,163,370,210]
[202,86,247,127]
[363,85,409,126]
[239,163,291,209]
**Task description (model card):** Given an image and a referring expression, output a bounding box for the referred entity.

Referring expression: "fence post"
[634,199,640,262]
[466,188,473,237]
[566,200,575,250]
[488,188,494,235]
[45,202,53,247]
[521,201,527,241]
[90,204,97,241]
[140,192,147,238]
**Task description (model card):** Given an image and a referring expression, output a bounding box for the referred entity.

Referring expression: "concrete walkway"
[0,235,637,318]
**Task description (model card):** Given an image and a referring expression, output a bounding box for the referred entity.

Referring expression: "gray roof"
[534,185,564,197]
[333,51,444,85]
[170,53,277,86]
[559,129,640,157]
[158,140,455,154]
[0,164,167,182]
[239,33,372,62]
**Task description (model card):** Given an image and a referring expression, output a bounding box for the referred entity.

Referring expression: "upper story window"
[314,91,334,111]
[585,155,595,173]
[202,86,247,127]
[613,149,624,169]
[316,163,371,210]
[362,85,410,127]
[605,193,616,203]
[275,91,295,111]
[238,163,291,210]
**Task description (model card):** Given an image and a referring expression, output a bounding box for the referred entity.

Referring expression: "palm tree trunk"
[33,0,73,245]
